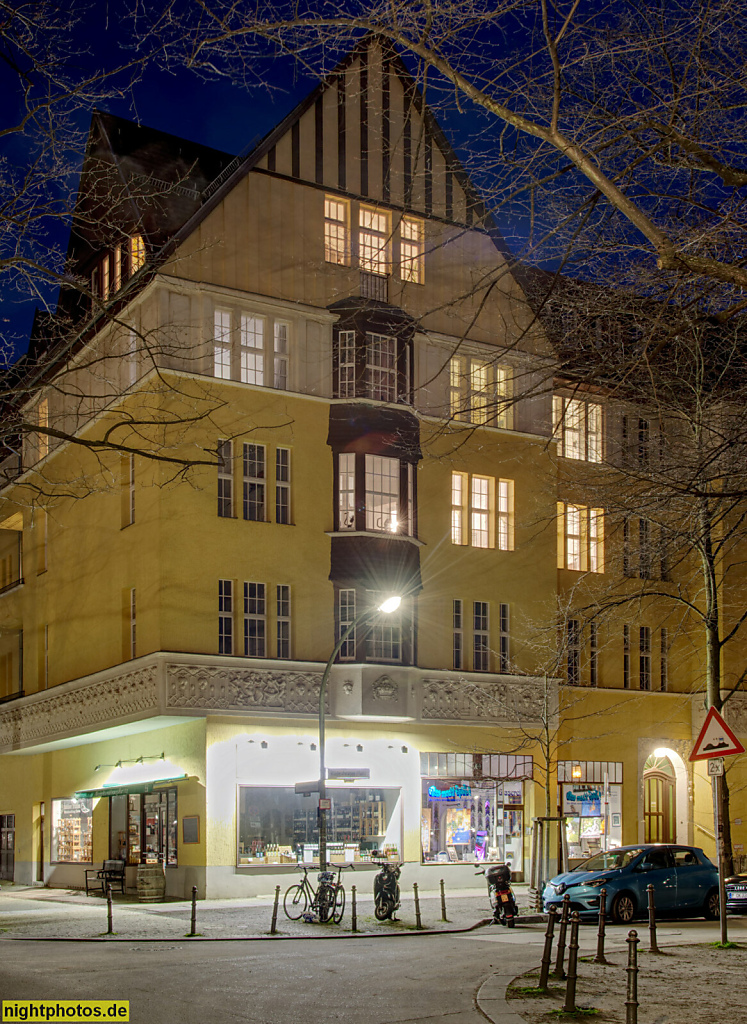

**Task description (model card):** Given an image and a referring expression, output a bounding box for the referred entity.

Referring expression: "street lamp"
[317,594,402,871]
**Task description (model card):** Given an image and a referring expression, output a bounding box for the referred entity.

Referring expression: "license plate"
[500,893,510,902]
[730,886,747,892]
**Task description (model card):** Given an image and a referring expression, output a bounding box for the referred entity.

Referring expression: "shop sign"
[427,784,471,802]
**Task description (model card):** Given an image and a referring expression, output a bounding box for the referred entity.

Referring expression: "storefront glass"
[421,778,524,869]
[108,790,177,866]
[237,786,401,865]
[562,782,622,860]
[51,797,93,863]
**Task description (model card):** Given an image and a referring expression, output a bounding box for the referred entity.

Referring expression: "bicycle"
[283,865,346,924]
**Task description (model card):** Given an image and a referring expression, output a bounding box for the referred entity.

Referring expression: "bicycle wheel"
[332,884,345,924]
[283,883,308,920]
[316,884,333,923]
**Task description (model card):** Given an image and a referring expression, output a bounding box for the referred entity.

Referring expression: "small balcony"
[360,272,388,302]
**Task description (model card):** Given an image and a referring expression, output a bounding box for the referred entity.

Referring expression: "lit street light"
[317,595,402,871]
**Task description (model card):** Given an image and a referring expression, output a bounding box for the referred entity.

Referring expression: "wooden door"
[644,772,674,843]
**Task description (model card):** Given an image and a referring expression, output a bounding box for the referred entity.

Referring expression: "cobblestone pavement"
[0,880,543,940]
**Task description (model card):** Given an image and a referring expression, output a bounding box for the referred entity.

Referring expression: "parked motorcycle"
[373,857,401,921]
[477,863,518,927]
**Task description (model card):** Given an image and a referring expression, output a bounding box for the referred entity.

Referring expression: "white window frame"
[553,396,603,462]
[453,599,463,670]
[244,582,266,657]
[473,601,490,671]
[359,206,390,276]
[325,196,350,265]
[243,443,266,522]
[214,310,232,379]
[366,591,402,663]
[339,453,356,530]
[273,321,289,390]
[219,579,233,654]
[499,603,510,673]
[338,330,356,398]
[451,472,467,545]
[275,447,291,525]
[240,315,264,385]
[339,589,356,660]
[365,333,397,402]
[400,216,424,284]
[130,234,145,274]
[470,475,494,549]
[217,440,233,518]
[276,585,291,659]
[365,454,400,533]
[557,503,604,572]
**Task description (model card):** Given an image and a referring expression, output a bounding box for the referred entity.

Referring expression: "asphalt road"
[0,933,526,1024]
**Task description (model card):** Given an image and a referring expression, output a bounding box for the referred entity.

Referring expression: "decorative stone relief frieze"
[371,675,399,703]
[0,666,159,751]
[421,678,544,723]
[722,694,747,737]
[165,665,325,715]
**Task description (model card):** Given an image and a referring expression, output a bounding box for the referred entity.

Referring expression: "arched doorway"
[643,754,675,843]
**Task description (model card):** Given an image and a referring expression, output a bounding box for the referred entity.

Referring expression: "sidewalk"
[0,880,543,941]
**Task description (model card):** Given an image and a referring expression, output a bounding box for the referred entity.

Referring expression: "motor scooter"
[372,857,401,920]
[477,863,518,927]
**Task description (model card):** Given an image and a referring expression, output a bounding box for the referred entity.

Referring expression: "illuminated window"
[52,798,93,863]
[359,206,390,276]
[451,472,467,545]
[557,503,604,572]
[400,217,424,283]
[338,453,356,530]
[37,399,49,461]
[497,480,514,552]
[553,396,603,462]
[365,455,399,533]
[325,196,349,265]
[366,591,403,663]
[214,310,232,379]
[130,234,146,273]
[112,246,121,292]
[101,255,110,299]
[240,315,264,385]
[451,473,512,550]
[244,582,266,657]
[471,476,492,549]
[449,356,513,427]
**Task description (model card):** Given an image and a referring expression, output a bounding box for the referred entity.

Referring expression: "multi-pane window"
[244,582,266,657]
[499,603,510,673]
[400,217,424,283]
[275,448,291,525]
[590,621,599,687]
[623,625,631,689]
[453,600,463,670]
[338,330,356,398]
[121,453,135,528]
[365,455,399,533]
[214,310,232,379]
[273,322,289,390]
[37,399,49,461]
[101,255,110,299]
[325,196,349,265]
[365,333,397,402]
[112,246,121,292]
[473,602,490,671]
[639,626,652,690]
[359,206,390,276]
[339,589,356,660]
[567,619,580,685]
[471,476,492,549]
[243,444,266,522]
[130,234,146,273]
[497,480,513,552]
[338,453,356,530]
[557,503,604,572]
[451,472,466,544]
[219,580,233,655]
[276,585,291,659]
[449,357,513,427]
[553,396,603,462]
[452,473,513,550]
[217,440,233,518]
[639,518,652,579]
[366,593,402,662]
[240,315,264,385]
[623,416,651,467]
[660,628,668,692]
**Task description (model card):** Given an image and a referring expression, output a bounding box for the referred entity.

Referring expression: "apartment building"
[0,38,742,896]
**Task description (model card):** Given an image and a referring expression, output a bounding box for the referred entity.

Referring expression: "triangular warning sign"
[690,706,746,761]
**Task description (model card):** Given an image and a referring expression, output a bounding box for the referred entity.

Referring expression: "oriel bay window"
[332,319,413,404]
[336,587,413,665]
[335,453,416,536]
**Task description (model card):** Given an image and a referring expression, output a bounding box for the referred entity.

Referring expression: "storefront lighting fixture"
[356,744,363,752]
[318,594,402,871]
[261,741,268,749]
[94,752,165,772]
[401,746,408,754]
[572,764,583,779]
[653,747,669,758]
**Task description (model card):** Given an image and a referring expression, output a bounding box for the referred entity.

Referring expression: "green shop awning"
[75,774,188,799]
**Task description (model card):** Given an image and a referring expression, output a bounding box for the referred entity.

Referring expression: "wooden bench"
[85,859,126,896]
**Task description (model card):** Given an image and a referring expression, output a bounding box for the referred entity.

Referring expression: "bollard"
[538,905,558,991]
[552,893,571,979]
[106,884,114,935]
[440,878,447,922]
[625,929,640,1024]
[270,885,281,935]
[189,885,198,936]
[562,912,580,1013]
[594,887,609,964]
[413,882,423,930]
[351,885,357,933]
[647,884,660,953]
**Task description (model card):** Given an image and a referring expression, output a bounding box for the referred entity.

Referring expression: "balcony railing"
[360,272,388,302]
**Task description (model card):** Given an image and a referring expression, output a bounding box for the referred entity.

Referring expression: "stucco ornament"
[371,675,399,702]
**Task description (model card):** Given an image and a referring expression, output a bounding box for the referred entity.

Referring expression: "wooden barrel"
[136,863,166,902]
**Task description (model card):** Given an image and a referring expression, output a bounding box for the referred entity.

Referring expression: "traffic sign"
[690,706,745,761]
[295,780,321,794]
[327,768,371,780]
[708,758,725,776]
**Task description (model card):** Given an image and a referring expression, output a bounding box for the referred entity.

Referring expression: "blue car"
[543,844,719,924]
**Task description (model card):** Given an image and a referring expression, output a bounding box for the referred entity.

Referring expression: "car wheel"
[611,892,636,924]
[704,888,720,920]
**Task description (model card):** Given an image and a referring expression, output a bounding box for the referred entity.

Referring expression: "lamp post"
[318,595,401,871]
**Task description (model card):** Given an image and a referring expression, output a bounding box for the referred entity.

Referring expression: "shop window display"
[420,779,524,870]
[107,790,177,866]
[52,797,93,863]
[237,786,401,865]
[562,782,622,859]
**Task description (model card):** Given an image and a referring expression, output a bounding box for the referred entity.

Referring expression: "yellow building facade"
[1,39,744,899]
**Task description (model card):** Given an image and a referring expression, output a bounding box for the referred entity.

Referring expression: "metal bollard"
[106,884,113,935]
[625,929,640,1024]
[413,882,423,930]
[351,885,357,933]
[538,905,558,991]
[189,885,198,936]
[270,885,281,935]
[594,887,609,964]
[552,893,571,979]
[647,884,660,953]
[440,878,447,921]
[562,911,580,1013]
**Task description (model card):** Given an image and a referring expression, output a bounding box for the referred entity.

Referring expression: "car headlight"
[554,882,567,895]
[586,878,610,888]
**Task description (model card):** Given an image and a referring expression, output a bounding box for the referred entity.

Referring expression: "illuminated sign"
[427,784,471,802]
